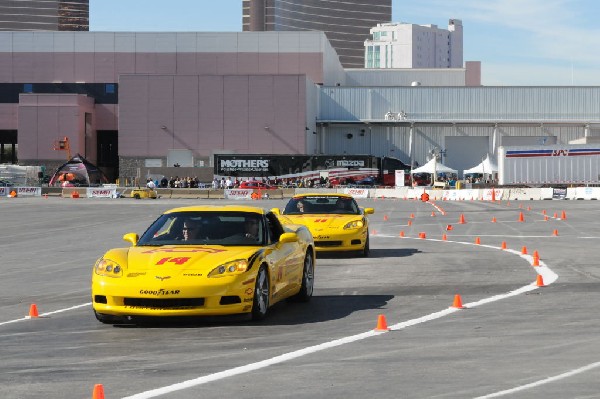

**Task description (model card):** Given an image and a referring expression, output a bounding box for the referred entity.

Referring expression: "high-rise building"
[243,0,391,68]
[364,19,463,69]
[0,0,89,31]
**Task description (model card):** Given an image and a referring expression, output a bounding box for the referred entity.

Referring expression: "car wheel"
[361,233,370,257]
[251,265,270,321]
[291,250,314,302]
[133,193,140,199]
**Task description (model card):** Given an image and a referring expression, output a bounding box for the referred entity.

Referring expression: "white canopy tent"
[411,158,457,175]
[463,154,498,175]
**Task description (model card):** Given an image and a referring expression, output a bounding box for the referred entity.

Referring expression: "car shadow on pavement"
[317,248,421,259]
[110,294,393,328]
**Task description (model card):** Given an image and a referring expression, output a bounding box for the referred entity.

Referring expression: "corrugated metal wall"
[316,86,600,170]
[318,87,600,121]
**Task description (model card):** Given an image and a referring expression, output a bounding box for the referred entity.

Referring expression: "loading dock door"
[445,136,489,179]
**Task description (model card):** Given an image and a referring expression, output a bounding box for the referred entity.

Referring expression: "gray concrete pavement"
[1,196,599,399]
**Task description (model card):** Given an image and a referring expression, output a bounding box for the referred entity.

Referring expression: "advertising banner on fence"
[86,188,117,198]
[343,188,369,198]
[225,189,253,200]
[17,187,41,197]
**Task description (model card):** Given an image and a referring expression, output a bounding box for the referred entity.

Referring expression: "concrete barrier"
[170,189,210,199]
[208,189,225,199]
[61,187,87,198]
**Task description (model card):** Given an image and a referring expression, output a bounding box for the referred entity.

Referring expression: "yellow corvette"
[275,193,374,257]
[92,205,315,324]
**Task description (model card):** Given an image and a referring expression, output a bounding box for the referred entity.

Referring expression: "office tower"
[365,19,463,68]
[0,0,89,31]
[243,0,391,68]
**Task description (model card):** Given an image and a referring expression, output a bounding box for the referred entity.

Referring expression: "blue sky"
[89,0,600,86]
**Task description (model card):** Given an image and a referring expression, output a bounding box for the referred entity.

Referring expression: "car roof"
[163,205,268,215]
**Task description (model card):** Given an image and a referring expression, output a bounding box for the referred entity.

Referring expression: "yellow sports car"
[92,205,315,324]
[131,187,158,199]
[275,193,374,257]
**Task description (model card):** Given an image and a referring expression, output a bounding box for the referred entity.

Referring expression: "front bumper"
[312,228,367,252]
[92,273,256,317]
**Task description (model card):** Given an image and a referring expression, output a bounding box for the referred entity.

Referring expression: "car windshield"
[283,196,359,215]
[137,211,265,246]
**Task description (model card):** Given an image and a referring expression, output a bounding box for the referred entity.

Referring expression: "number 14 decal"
[156,257,190,265]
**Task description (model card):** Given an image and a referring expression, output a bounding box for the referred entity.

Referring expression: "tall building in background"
[243,0,391,68]
[0,0,89,31]
[365,19,463,69]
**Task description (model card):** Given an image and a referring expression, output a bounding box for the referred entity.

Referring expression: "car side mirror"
[364,208,375,215]
[279,232,298,243]
[123,232,139,246]
[271,208,281,215]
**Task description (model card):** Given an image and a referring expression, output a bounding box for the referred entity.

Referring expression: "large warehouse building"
[1,30,599,183]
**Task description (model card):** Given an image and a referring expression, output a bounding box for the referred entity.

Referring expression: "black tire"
[291,250,314,302]
[361,233,370,257]
[251,265,270,321]
[133,193,140,199]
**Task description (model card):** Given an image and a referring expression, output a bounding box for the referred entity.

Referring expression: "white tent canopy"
[463,154,498,175]
[411,158,457,174]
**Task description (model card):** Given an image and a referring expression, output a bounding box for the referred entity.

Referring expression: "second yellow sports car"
[274,193,374,257]
[92,205,315,324]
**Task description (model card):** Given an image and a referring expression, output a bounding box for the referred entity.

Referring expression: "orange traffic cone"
[407,220,412,226]
[374,314,390,331]
[536,275,545,287]
[561,211,567,220]
[521,246,528,255]
[383,215,389,221]
[553,212,558,218]
[544,215,549,221]
[491,216,497,223]
[431,211,436,217]
[527,206,531,211]
[491,189,496,202]
[542,209,547,215]
[518,212,525,222]
[410,213,415,219]
[442,233,447,241]
[399,231,405,237]
[9,190,17,197]
[452,294,465,309]
[446,225,453,231]
[371,229,377,235]
[419,232,426,239]
[71,191,79,199]
[501,241,507,250]
[552,229,559,236]
[475,237,481,245]
[532,255,540,267]
[533,250,539,259]
[506,201,511,206]
[92,384,105,399]
[458,214,466,224]
[28,304,39,318]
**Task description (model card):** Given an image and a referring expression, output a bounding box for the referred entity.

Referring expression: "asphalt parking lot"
[1,196,599,399]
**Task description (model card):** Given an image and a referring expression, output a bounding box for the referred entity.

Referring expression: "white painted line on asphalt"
[121,237,557,399]
[473,361,600,398]
[0,302,91,326]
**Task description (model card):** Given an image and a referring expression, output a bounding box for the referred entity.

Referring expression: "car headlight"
[94,258,123,277]
[208,259,249,278]
[343,219,365,230]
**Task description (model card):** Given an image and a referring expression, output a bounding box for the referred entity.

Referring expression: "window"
[23,84,33,93]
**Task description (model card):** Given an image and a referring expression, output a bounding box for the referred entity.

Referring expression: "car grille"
[123,298,205,308]
[315,240,343,247]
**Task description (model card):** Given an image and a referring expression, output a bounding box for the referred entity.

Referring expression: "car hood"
[104,245,260,273]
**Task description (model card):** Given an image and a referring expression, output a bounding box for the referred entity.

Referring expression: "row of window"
[0,83,117,104]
